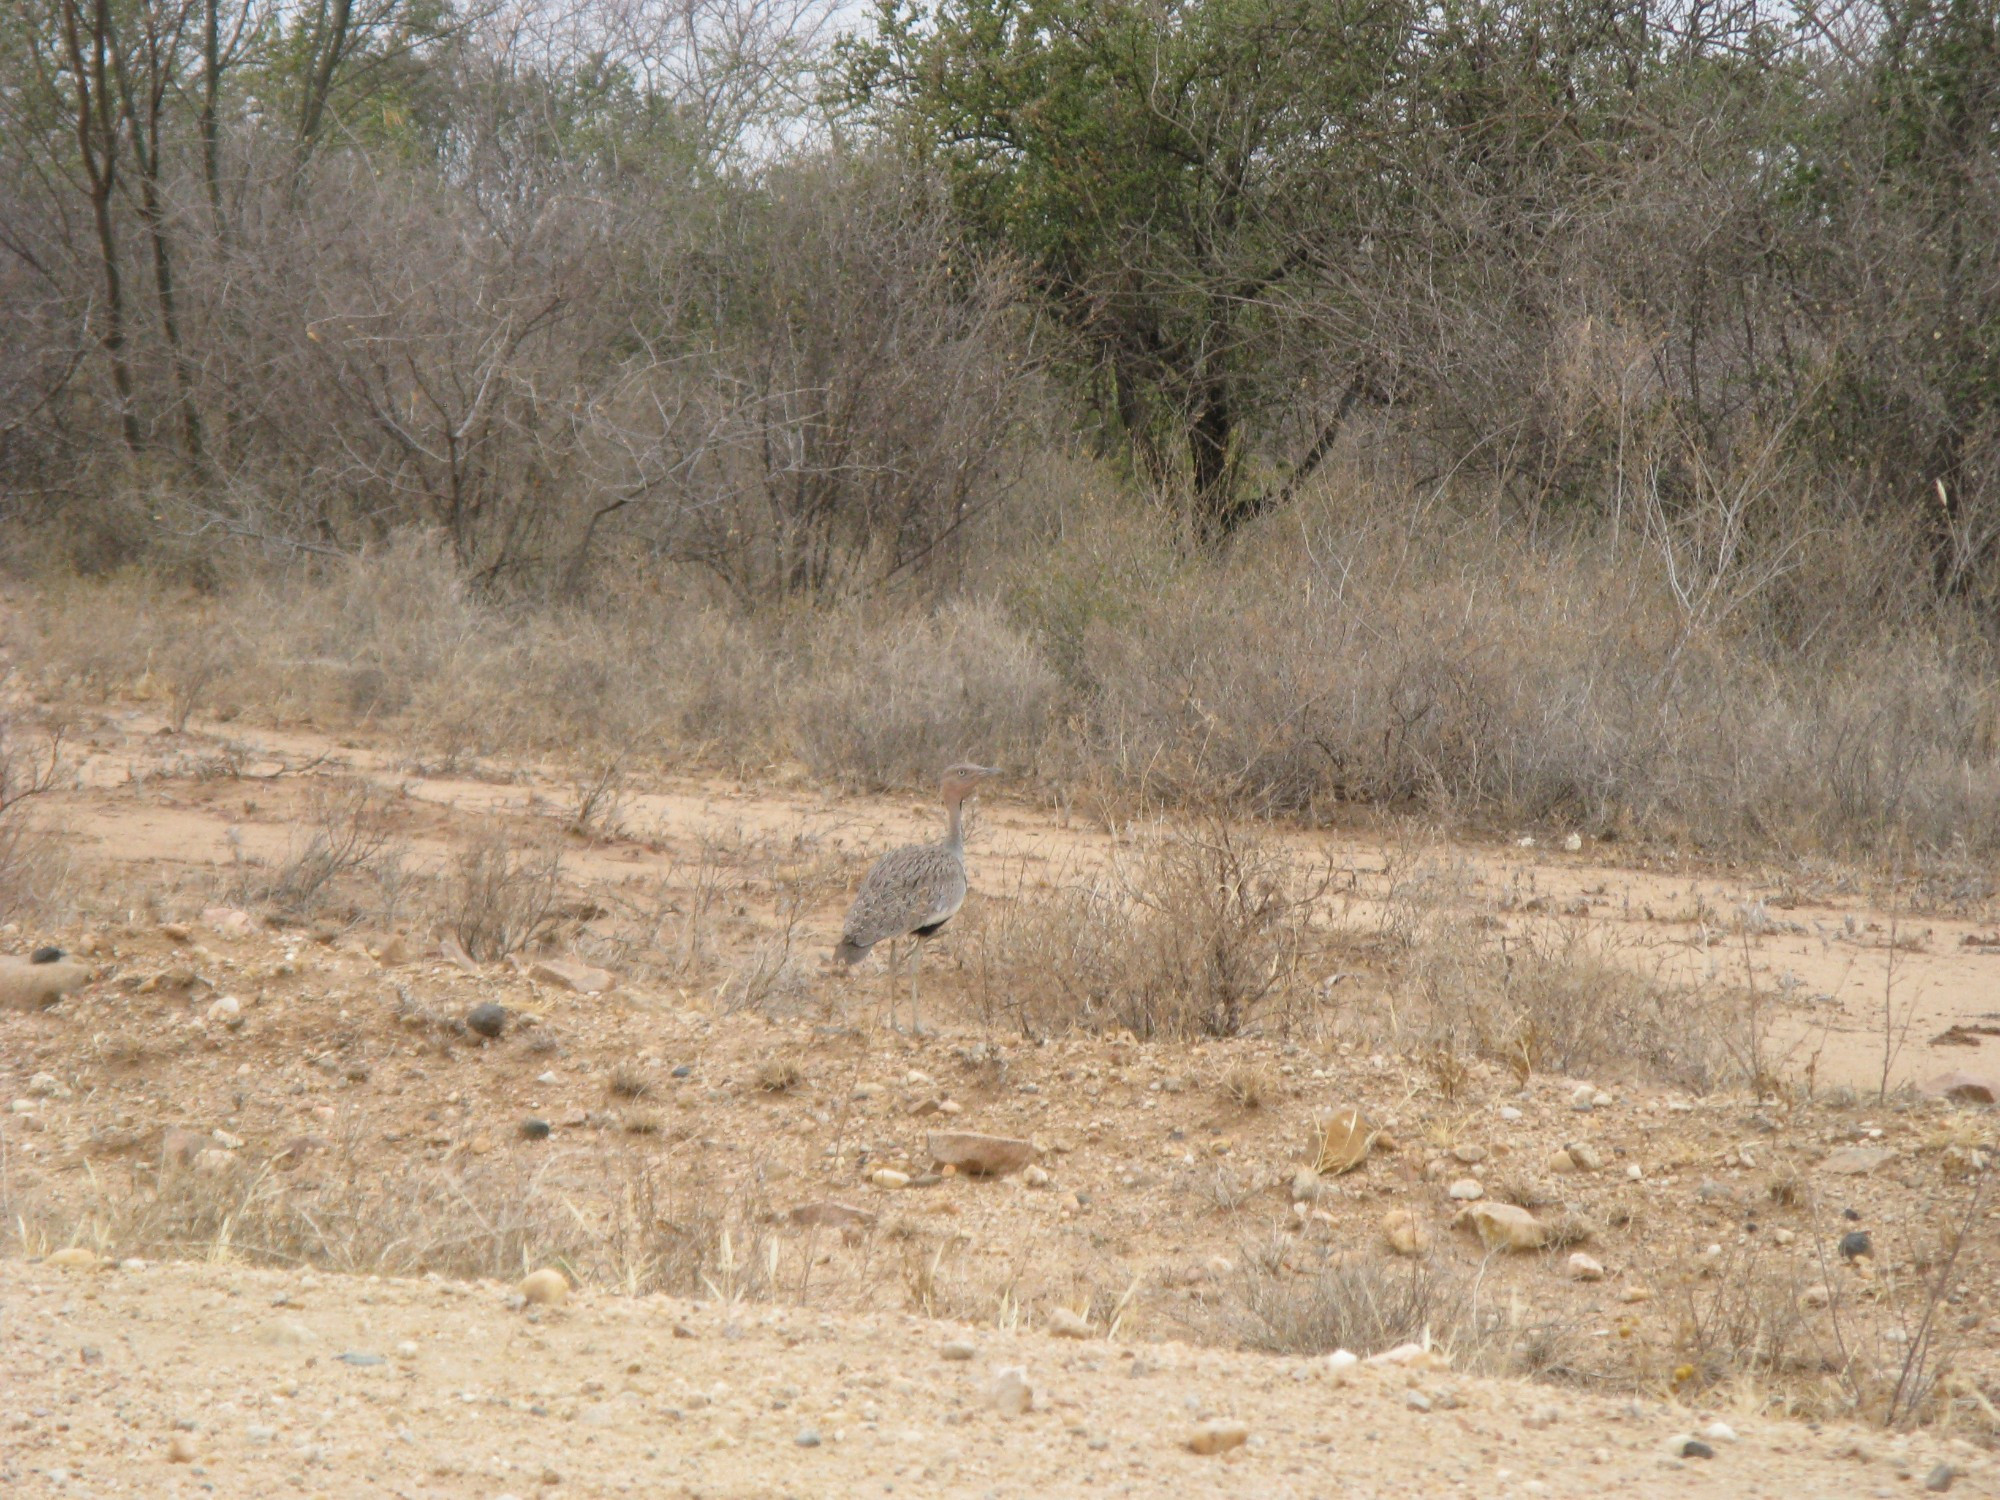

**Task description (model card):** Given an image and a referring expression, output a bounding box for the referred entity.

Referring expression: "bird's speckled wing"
[840,841,968,953]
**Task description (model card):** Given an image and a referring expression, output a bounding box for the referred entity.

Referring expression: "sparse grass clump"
[1224,1246,1477,1363]
[7,1145,775,1299]
[975,823,1327,1040]
[232,778,398,919]
[444,832,563,962]
[757,1058,804,1093]
[1378,859,1736,1089]
[1219,1061,1274,1109]
[608,1064,654,1100]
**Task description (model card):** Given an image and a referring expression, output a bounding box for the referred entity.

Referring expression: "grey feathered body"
[837,834,968,963]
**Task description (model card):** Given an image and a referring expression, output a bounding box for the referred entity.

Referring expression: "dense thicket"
[3,0,1997,593]
[11,0,2000,858]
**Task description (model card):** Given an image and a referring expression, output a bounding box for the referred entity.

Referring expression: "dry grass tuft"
[608,1065,654,1100]
[1222,1244,1477,1362]
[231,778,398,920]
[1375,857,1738,1089]
[444,831,564,962]
[974,823,1328,1040]
[756,1058,804,1093]
[7,1140,775,1299]
[1219,1061,1275,1110]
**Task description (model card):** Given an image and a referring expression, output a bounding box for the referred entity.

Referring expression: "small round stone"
[167,1432,197,1463]
[795,1428,821,1448]
[519,1268,569,1306]
[1838,1230,1873,1260]
[520,1117,551,1140]
[466,1003,507,1039]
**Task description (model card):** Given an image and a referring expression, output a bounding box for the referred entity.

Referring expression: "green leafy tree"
[841,0,1412,543]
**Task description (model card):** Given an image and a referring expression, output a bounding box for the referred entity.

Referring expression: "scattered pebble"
[1926,1463,1959,1492]
[1567,1252,1605,1282]
[466,1003,507,1039]
[167,1432,197,1464]
[1839,1230,1873,1261]
[1702,1421,1738,1443]
[1447,1178,1484,1200]
[940,1340,976,1362]
[869,1168,910,1190]
[1047,1307,1093,1339]
[1381,1209,1432,1257]
[519,1268,569,1306]
[794,1427,821,1448]
[520,1117,551,1140]
[1186,1419,1249,1456]
[988,1366,1032,1416]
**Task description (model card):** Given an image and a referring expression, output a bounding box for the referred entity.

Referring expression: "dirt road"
[4,1258,1989,1498]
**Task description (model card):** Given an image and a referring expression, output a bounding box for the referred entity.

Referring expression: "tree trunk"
[1189,381,1241,546]
[200,0,226,234]
[59,0,142,452]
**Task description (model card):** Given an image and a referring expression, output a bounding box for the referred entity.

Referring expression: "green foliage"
[840,0,1411,540]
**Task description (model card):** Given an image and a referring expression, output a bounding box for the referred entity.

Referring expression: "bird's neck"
[944,797,965,850]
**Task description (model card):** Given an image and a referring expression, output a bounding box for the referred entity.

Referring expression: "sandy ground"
[2,703,1998,1498]
[37,707,2000,1094]
[4,1257,1992,1498]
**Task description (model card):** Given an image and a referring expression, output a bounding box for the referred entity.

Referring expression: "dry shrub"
[976,823,1325,1039]
[25,471,2000,868]
[1378,859,1734,1089]
[0,715,72,920]
[1223,1244,1477,1362]
[18,542,1052,791]
[232,779,398,919]
[9,1144,774,1298]
[444,832,564,961]
[786,600,1057,789]
[1670,1251,1849,1407]
[1050,483,2000,863]
[1668,1190,1991,1432]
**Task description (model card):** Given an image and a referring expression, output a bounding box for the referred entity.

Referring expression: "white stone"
[988,1367,1032,1416]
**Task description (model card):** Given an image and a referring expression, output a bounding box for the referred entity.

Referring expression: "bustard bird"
[836,763,1002,1033]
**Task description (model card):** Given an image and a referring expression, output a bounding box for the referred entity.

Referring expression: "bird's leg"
[882,939,899,1033]
[909,938,923,1037]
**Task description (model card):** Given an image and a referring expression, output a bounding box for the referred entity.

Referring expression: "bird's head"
[940,763,1004,806]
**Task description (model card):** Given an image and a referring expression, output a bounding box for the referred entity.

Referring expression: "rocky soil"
[1,701,1998,1496]
[3,1257,1992,1497]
